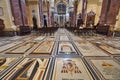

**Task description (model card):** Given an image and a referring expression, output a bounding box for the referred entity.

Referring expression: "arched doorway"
[57,3,67,27]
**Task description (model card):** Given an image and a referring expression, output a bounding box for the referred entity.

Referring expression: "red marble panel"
[69,12,74,27]
[74,3,78,26]
[51,12,54,26]
[99,0,109,25]
[100,0,120,25]
[47,1,50,26]
[82,0,87,22]
[20,0,28,25]
[39,0,44,26]
[10,0,22,25]
[107,0,120,25]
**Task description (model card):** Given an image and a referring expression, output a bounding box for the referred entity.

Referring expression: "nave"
[0,28,120,80]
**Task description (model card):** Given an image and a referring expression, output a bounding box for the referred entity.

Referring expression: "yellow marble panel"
[0,57,18,74]
[4,58,50,80]
[33,41,54,54]
[99,44,120,55]
[8,42,35,54]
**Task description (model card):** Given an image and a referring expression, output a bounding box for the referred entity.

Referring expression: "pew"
[18,26,31,36]
[38,27,59,36]
[96,25,110,35]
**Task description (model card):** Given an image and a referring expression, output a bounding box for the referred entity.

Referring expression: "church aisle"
[0,28,120,80]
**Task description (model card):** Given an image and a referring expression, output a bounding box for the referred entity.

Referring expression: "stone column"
[10,0,23,25]
[100,0,120,25]
[73,1,79,27]
[51,12,54,27]
[39,0,44,27]
[69,12,74,27]
[47,1,51,27]
[82,0,87,23]
[106,0,120,25]
[19,0,28,26]
[10,0,28,26]
[99,0,110,25]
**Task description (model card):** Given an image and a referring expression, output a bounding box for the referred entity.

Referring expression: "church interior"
[0,0,120,80]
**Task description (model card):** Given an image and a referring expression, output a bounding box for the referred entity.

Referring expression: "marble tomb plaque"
[33,41,54,54]
[75,41,108,56]
[3,58,51,80]
[59,42,76,54]
[34,36,45,41]
[0,57,18,74]
[85,57,120,80]
[60,36,69,41]
[0,41,23,52]
[103,40,120,49]
[47,36,55,41]
[98,43,120,55]
[7,42,36,54]
[52,58,93,80]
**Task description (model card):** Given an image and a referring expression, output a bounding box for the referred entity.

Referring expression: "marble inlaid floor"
[0,28,120,80]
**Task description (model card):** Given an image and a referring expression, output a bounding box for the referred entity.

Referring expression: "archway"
[57,3,67,27]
